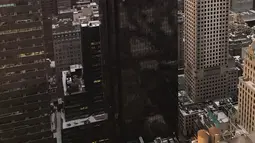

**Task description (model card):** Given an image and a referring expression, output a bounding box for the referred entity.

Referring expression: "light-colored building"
[238,40,255,133]
[184,0,238,102]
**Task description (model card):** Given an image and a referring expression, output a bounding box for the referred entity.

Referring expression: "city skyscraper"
[100,0,178,142]
[238,41,255,133]
[184,0,238,102]
[55,20,113,143]
[0,0,53,142]
[49,2,115,142]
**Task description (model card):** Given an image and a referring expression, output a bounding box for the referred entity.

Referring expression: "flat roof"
[214,111,229,123]
[81,20,100,27]
[239,10,255,22]
[62,64,85,96]
[62,112,108,129]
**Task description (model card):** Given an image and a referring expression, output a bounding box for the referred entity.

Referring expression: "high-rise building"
[52,2,99,74]
[0,0,53,142]
[52,1,99,100]
[49,2,114,142]
[53,20,114,143]
[81,21,104,118]
[184,0,239,102]
[100,0,178,141]
[238,41,255,133]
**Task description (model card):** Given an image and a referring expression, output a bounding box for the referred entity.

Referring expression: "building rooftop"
[52,1,99,30]
[178,90,193,106]
[239,10,255,22]
[179,93,234,128]
[212,110,229,124]
[179,101,204,116]
[81,20,100,27]
[73,2,99,25]
[62,112,108,129]
[62,64,85,96]
[151,137,179,143]
[228,132,255,143]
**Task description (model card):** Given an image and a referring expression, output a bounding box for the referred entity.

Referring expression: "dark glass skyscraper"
[0,0,53,142]
[100,0,178,142]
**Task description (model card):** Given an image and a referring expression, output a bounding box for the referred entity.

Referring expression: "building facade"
[41,0,56,60]
[81,21,105,117]
[178,12,184,69]
[0,0,53,142]
[53,20,82,73]
[100,0,178,141]
[184,0,238,102]
[238,41,255,133]
[53,2,99,74]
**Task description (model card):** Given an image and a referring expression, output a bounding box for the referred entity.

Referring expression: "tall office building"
[0,0,53,142]
[184,0,238,102]
[55,20,113,143]
[52,2,98,74]
[81,22,103,111]
[100,0,178,141]
[238,41,255,133]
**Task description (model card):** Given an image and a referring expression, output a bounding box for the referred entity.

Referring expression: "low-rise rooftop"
[239,10,255,22]
[62,112,108,129]
[62,64,85,96]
